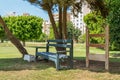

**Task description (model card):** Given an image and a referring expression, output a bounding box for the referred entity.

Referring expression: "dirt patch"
[39,59,120,73]
[73,59,120,73]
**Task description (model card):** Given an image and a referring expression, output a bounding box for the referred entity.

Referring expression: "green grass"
[0,42,120,80]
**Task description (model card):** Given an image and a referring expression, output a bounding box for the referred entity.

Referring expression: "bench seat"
[35,39,73,70]
[36,52,68,59]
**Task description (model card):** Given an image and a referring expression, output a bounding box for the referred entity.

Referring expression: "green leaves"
[84,11,105,44]
[67,21,81,42]
[106,0,120,50]
[3,15,43,41]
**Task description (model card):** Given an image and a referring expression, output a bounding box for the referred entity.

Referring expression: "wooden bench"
[35,39,73,70]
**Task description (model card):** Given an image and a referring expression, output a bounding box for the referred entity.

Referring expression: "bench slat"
[47,44,72,48]
[48,39,72,43]
[36,52,68,59]
[57,50,70,53]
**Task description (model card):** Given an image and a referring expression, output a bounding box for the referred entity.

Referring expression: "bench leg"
[55,54,60,70]
[55,60,60,70]
[68,56,73,69]
[70,59,73,69]
[35,55,38,61]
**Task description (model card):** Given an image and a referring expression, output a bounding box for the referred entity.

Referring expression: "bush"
[78,34,86,43]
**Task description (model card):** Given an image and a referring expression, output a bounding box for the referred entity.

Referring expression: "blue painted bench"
[35,39,73,70]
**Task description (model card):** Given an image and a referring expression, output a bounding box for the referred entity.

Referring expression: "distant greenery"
[48,21,81,42]
[39,33,48,42]
[48,26,55,40]
[78,33,86,43]
[67,21,81,43]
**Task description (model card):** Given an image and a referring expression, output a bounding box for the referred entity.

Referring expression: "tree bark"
[47,7,60,39]
[62,5,67,39]
[58,6,63,39]
[0,16,28,57]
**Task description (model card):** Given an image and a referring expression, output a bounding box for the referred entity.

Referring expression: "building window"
[77,23,79,26]
[80,15,82,17]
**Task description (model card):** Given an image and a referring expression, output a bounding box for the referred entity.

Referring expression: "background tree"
[67,21,81,43]
[107,0,120,50]
[84,11,105,44]
[0,16,28,57]
[39,33,48,42]
[4,16,43,46]
[48,26,55,40]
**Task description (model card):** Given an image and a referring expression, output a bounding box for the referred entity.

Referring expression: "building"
[6,12,16,16]
[70,3,90,34]
[6,12,30,16]
[42,3,90,35]
[42,20,51,35]
[23,13,30,16]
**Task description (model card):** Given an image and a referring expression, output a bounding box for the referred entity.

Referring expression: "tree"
[39,33,48,42]
[0,25,6,43]
[84,0,120,50]
[4,16,43,46]
[0,16,28,57]
[85,0,108,18]
[107,0,120,50]
[84,11,105,44]
[67,21,81,43]
[74,27,81,43]
[25,0,108,41]
[48,26,55,40]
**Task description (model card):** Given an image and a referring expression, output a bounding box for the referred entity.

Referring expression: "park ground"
[0,42,120,80]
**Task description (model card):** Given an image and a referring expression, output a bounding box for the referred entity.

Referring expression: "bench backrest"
[46,39,73,54]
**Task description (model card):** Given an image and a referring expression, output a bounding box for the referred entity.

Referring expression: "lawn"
[0,42,120,80]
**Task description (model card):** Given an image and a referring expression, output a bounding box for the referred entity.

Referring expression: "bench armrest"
[36,46,46,53]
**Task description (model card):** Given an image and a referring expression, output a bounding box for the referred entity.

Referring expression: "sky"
[0,0,49,20]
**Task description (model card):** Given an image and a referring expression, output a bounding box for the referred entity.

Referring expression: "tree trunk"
[47,8,60,39]
[0,16,28,57]
[62,5,67,39]
[58,6,63,39]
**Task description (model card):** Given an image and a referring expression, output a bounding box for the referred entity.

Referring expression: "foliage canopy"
[3,16,43,42]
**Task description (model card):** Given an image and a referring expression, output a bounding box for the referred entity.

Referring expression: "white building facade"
[70,4,90,34]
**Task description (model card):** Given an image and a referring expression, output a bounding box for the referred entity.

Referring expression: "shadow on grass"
[74,57,120,74]
[0,58,54,71]
[0,57,120,74]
